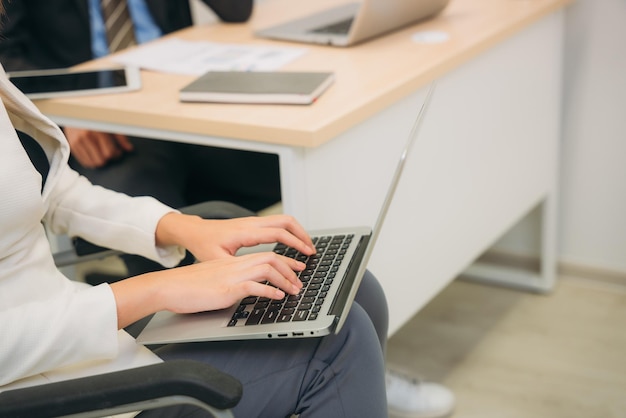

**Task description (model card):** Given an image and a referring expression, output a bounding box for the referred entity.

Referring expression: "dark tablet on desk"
[7,66,141,100]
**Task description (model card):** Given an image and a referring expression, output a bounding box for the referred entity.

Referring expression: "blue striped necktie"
[101,0,137,52]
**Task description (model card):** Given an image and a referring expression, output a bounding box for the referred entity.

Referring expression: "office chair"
[0,359,242,418]
[1,199,252,417]
[6,131,263,417]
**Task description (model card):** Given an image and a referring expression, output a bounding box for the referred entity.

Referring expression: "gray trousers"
[141,270,389,418]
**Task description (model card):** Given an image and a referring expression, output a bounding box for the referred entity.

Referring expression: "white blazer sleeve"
[44,163,185,268]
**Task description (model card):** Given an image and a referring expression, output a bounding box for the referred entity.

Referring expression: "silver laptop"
[136,84,435,345]
[255,0,450,47]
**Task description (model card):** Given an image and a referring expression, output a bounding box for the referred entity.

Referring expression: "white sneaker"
[386,368,455,418]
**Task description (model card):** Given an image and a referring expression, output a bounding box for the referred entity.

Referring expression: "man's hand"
[64,127,134,168]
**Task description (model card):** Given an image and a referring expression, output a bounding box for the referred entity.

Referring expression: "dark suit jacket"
[0,0,253,71]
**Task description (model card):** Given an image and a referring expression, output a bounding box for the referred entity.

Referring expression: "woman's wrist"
[155,212,201,248]
[110,271,168,329]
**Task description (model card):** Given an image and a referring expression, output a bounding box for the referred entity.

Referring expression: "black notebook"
[179,71,335,105]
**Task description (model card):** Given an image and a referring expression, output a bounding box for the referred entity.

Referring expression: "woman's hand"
[155,213,316,261]
[111,213,317,329]
[111,250,306,329]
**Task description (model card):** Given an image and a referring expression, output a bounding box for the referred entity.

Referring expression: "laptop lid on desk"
[136,84,436,345]
[255,0,450,47]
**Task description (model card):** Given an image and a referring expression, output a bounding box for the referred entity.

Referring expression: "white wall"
[559,0,626,273]
[493,0,626,276]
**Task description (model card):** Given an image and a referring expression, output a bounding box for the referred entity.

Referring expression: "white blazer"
[0,66,184,389]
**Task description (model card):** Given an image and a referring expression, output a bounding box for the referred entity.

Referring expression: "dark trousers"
[139,271,389,418]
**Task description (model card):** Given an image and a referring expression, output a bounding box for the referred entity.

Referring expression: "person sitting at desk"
[0,50,392,416]
[0,44,452,417]
[0,0,282,280]
[0,1,456,416]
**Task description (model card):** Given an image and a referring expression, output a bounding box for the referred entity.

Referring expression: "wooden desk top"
[33,0,570,148]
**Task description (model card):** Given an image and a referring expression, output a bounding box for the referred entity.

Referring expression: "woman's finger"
[235,252,304,293]
[256,215,316,251]
[235,280,286,301]
[236,225,316,256]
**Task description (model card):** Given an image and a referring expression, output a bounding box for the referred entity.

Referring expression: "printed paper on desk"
[112,38,307,75]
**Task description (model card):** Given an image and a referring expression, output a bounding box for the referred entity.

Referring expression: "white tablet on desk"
[7,66,142,100]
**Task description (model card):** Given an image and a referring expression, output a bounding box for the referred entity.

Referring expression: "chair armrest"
[0,360,242,418]
[53,245,121,268]
[179,200,256,219]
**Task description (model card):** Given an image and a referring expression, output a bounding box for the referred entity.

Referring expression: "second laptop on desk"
[255,0,450,47]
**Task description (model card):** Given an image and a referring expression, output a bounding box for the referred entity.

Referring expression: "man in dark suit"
[0,0,282,278]
[0,0,252,69]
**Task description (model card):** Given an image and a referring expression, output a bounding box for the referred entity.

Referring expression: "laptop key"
[277,314,292,323]
[240,296,257,305]
[234,310,250,319]
[245,308,265,325]
[293,310,309,321]
[280,308,295,316]
[254,301,269,309]
[261,309,280,324]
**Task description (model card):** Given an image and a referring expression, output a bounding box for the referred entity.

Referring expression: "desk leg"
[275,146,308,222]
[463,193,557,293]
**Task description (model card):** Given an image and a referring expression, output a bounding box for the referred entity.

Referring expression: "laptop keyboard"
[309,18,354,35]
[227,234,354,327]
